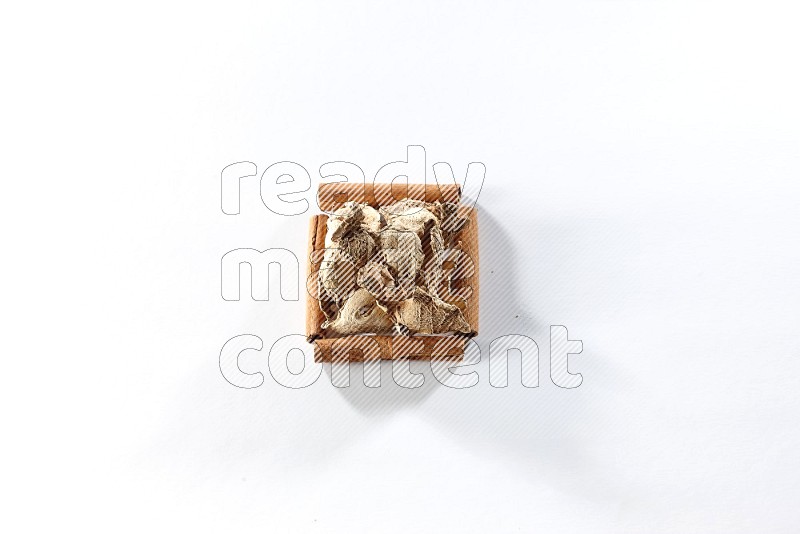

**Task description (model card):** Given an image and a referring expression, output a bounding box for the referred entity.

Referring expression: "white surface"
[3,1,800,532]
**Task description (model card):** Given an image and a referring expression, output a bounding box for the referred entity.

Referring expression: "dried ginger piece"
[377,228,422,301]
[380,199,448,297]
[322,288,394,335]
[379,199,438,238]
[393,287,471,334]
[318,248,358,305]
[423,223,445,298]
[339,230,377,268]
[324,201,381,253]
[320,202,380,303]
[357,260,395,298]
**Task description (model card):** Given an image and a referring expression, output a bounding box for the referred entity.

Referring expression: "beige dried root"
[339,231,377,268]
[324,202,382,249]
[320,202,380,303]
[423,223,445,298]
[322,288,394,335]
[379,199,438,238]
[357,260,395,298]
[377,228,422,301]
[393,287,471,334]
[318,248,358,304]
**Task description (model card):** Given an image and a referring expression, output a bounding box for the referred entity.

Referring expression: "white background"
[3,1,800,532]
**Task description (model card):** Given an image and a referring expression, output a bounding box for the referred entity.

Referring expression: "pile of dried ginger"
[318,199,471,336]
